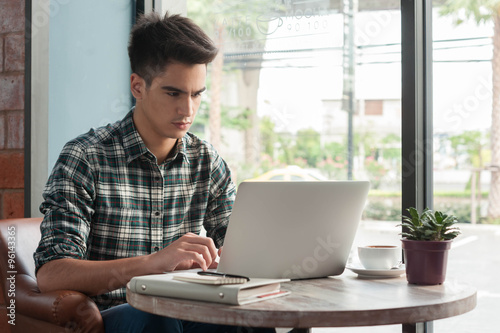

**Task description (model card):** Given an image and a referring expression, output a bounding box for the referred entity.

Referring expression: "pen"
[197,271,250,281]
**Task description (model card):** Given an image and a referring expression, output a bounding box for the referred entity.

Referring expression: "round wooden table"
[126,272,476,332]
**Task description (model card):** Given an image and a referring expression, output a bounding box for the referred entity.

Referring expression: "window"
[187,0,403,227]
[432,3,498,332]
[184,1,494,332]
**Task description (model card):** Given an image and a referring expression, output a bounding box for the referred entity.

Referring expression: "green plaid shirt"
[34,110,236,309]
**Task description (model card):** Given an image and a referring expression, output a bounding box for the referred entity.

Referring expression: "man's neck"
[132,108,178,164]
[150,139,178,165]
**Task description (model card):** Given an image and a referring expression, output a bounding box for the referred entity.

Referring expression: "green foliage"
[257,126,399,182]
[368,190,401,197]
[379,133,401,160]
[434,200,475,224]
[257,154,284,174]
[324,141,347,160]
[295,128,323,166]
[399,207,461,241]
[188,0,286,43]
[487,217,500,224]
[363,200,401,221]
[260,116,276,157]
[316,142,348,179]
[364,193,489,223]
[364,157,387,189]
[353,131,375,157]
[223,106,253,130]
[316,156,347,180]
[273,133,292,165]
[435,190,488,198]
[449,130,488,168]
[439,0,500,25]
[193,89,253,133]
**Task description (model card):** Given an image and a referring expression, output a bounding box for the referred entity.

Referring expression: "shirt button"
[154,246,160,252]
[154,211,161,217]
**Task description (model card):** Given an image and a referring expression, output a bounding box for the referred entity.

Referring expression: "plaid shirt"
[34,110,236,309]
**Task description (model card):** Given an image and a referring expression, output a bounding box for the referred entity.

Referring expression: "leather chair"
[0,218,104,333]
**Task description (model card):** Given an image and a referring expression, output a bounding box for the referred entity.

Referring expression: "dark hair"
[128,12,218,86]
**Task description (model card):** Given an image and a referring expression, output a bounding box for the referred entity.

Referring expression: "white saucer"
[346,264,406,278]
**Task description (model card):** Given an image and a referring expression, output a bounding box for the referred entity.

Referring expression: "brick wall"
[0,0,25,222]
[0,1,25,330]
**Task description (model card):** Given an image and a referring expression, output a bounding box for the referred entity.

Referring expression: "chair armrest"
[14,274,104,333]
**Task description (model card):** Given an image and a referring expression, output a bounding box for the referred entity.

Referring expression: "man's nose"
[178,96,194,116]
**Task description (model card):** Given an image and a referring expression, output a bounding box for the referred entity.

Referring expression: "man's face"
[131,61,207,144]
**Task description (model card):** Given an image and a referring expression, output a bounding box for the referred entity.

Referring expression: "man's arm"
[36,232,218,296]
[35,139,219,295]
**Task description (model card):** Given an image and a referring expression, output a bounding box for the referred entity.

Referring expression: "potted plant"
[399,207,461,285]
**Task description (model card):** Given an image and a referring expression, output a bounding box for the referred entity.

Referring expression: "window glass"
[433,3,498,332]
[187,0,402,228]
[188,2,406,330]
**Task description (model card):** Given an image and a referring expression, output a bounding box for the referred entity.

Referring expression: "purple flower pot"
[401,239,452,285]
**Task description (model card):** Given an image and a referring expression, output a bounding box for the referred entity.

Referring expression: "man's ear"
[130,73,145,100]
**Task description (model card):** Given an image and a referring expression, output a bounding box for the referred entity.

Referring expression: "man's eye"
[167,92,179,97]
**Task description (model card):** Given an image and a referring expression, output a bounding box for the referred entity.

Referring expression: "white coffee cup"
[358,245,401,270]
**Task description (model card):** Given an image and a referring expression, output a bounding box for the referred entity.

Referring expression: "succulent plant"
[399,207,461,241]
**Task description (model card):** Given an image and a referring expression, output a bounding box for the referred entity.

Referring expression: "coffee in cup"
[358,245,401,270]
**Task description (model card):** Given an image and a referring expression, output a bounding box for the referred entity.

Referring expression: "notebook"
[217,181,370,279]
[128,272,290,305]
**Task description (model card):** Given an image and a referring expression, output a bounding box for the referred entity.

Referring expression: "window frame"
[401,0,434,216]
[401,0,434,332]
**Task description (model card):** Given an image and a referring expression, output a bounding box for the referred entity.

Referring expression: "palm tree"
[440,0,500,221]
[187,0,273,154]
[187,1,223,150]
[209,23,224,151]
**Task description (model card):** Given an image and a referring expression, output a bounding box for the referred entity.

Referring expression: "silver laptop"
[217,181,370,279]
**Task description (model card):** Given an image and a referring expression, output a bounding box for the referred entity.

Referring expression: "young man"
[34,12,274,333]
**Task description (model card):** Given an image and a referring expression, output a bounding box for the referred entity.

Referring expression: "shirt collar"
[169,136,191,165]
[120,109,191,165]
[120,110,149,164]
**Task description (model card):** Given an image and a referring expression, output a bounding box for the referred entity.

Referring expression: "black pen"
[197,271,250,281]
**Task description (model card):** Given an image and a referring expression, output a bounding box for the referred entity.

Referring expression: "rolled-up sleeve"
[34,140,96,274]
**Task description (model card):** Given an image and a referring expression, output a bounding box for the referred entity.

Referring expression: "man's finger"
[181,243,216,269]
[179,234,218,263]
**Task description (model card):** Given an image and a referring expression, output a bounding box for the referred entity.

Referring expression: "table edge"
[126,282,477,328]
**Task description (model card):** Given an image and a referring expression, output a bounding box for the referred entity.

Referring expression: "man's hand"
[37,233,220,296]
[149,233,218,272]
